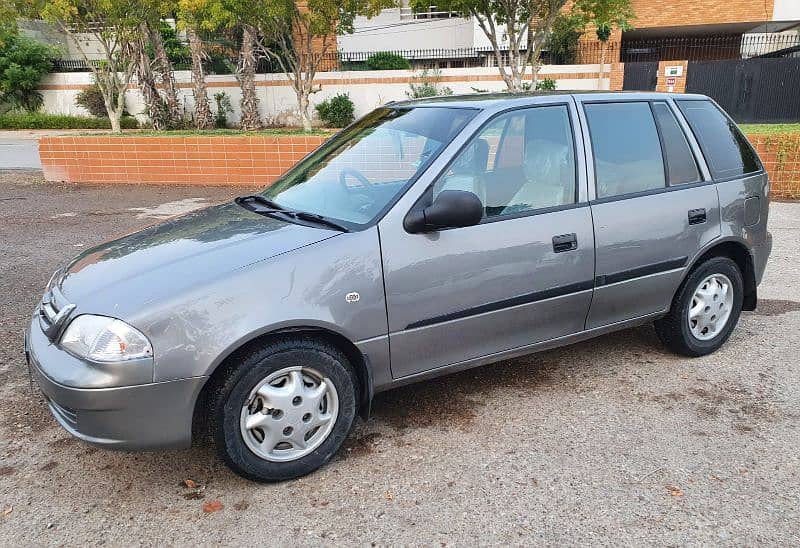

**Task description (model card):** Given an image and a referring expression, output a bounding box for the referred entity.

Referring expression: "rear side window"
[652,102,701,185]
[677,100,760,179]
[585,102,665,198]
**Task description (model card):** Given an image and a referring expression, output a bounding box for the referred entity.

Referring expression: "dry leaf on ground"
[666,485,684,497]
[203,500,224,513]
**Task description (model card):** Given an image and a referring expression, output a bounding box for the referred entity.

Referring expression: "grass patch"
[83,128,332,137]
[0,112,138,130]
[739,123,800,134]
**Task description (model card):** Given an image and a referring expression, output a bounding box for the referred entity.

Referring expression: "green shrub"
[147,21,191,63]
[546,14,585,65]
[0,111,138,129]
[213,91,233,128]
[366,52,411,70]
[75,84,108,117]
[315,93,355,128]
[0,34,55,112]
[406,69,453,99]
[535,78,557,91]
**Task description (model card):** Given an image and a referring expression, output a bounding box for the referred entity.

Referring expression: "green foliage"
[75,84,109,117]
[366,51,410,70]
[213,91,233,128]
[535,78,557,91]
[0,111,138,129]
[738,124,800,135]
[148,21,190,63]
[547,14,584,64]
[315,93,355,128]
[0,33,55,112]
[572,0,634,42]
[406,69,454,99]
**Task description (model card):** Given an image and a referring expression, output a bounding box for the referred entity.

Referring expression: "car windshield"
[257,106,477,228]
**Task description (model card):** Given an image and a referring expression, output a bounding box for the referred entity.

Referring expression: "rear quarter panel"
[715,172,771,282]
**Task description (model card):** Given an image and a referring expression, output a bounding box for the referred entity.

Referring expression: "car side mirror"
[404,190,484,233]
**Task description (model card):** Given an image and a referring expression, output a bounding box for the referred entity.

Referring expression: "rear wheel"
[654,257,744,357]
[209,337,358,482]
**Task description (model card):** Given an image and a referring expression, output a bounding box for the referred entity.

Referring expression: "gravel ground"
[0,172,798,546]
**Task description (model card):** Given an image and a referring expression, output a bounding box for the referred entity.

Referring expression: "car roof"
[389,91,710,112]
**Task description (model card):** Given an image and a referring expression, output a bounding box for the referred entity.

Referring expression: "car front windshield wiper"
[235,194,349,233]
[293,211,350,233]
[235,194,285,210]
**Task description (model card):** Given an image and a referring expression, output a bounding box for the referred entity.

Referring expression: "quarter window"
[432,105,576,219]
[585,102,666,199]
[676,99,760,179]
[652,102,701,185]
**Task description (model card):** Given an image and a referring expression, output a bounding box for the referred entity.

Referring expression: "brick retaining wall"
[40,132,800,199]
[39,135,327,186]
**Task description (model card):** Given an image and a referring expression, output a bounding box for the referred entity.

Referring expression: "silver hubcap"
[687,273,734,341]
[240,366,338,462]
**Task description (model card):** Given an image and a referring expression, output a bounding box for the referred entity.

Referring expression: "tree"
[411,0,567,91]
[149,21,184,125]
[204,0,263,130]
[177,0,216,129]
[129,21,171,129]
[0,33,55,112]
[573,0,633,82]
[253,0,394,132]
[42,0,149,132]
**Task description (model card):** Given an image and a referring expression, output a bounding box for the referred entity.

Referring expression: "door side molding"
[595,256,688,287]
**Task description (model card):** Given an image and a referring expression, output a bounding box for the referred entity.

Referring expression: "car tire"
[654,256,744,357]
[208,337,358,482]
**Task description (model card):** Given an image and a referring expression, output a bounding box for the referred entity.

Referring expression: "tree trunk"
[132,22,169,130]
[237,24,262,130]
[598,41,607,87]
[187,28,214,130]
[109,107,123,133]
[298,91,312,132]
[149,24,182,126]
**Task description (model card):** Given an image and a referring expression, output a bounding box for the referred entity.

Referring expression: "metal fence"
[621,34,800,63]
[51,33,800,74]
[50,41,617,74]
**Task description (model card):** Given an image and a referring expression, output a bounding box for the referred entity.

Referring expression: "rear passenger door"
[578,98,721,329]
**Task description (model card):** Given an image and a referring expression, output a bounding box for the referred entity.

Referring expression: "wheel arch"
[192,325,374,443]
[685,238,757,311]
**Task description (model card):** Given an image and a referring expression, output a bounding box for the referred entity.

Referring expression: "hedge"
[0,112,139,130]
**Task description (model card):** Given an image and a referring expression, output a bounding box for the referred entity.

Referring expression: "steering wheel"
[339,168,372,190]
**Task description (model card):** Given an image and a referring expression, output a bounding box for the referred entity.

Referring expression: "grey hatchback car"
[25,92,771,482]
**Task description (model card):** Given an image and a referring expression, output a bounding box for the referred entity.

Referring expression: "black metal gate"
[686,58,800,123]
[622,62,658,91]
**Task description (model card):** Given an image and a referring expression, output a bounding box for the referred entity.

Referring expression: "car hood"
[57,202,339,312]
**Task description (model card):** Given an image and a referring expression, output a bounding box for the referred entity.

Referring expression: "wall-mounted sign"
[665,65,684,77]
[666,76,677,86]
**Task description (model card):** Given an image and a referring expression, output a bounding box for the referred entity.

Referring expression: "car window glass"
[652,102,701,185]
[585,102,666,198]
[676,99,760,179]
[263,107,475,227]
[432,105,576,219]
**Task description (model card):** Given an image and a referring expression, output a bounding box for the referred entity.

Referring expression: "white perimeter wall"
[40,65,610,125]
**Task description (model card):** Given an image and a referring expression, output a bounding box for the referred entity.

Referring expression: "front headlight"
[60,315,153,362]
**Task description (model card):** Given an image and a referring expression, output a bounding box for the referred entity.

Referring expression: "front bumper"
[25,317,207,450]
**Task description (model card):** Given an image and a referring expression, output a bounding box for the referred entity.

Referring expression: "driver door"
[379,102,596,379]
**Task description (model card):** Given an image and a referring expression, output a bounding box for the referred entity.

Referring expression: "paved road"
[0,137,40,170]
[0,172,798,545]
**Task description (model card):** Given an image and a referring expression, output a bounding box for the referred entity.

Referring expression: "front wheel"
[209,338,358,482]
[654,257,744,357]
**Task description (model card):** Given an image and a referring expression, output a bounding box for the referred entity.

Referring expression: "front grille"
[48,399,78,429]
[38,285,76,341]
